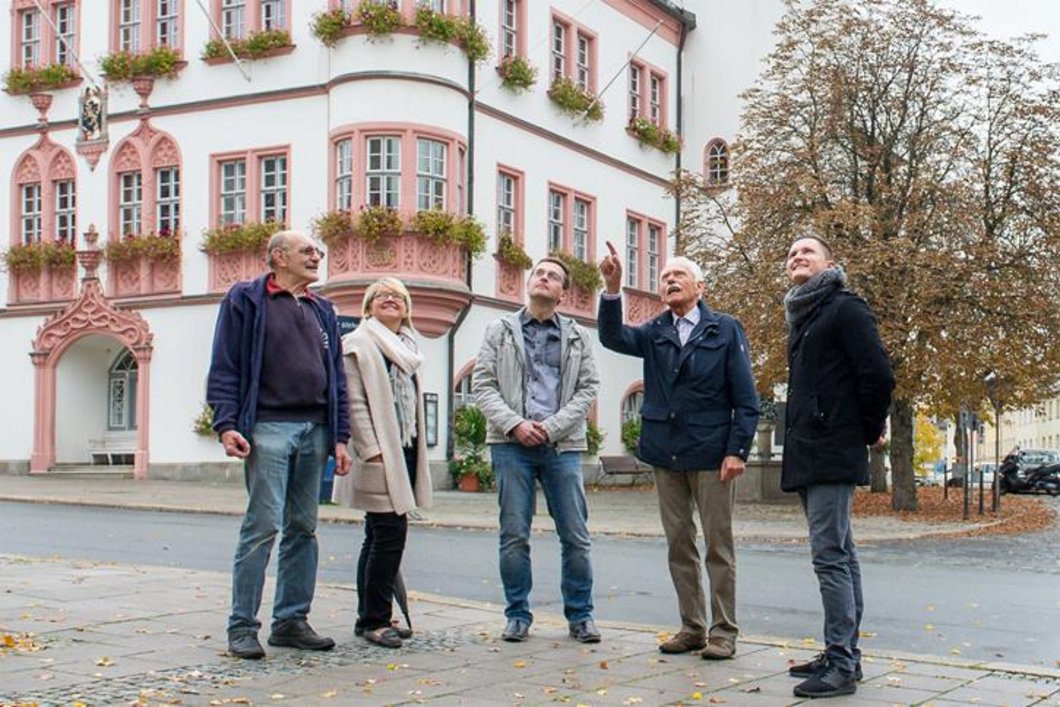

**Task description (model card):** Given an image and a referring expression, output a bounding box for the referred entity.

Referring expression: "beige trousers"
[654,467,738,641]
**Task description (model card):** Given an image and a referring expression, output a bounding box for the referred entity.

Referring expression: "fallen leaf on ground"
[95,656,114,667]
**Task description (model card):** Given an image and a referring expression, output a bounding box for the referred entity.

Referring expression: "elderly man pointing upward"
[597,242,758,660]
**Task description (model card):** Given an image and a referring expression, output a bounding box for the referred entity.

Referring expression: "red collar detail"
[266,274,315,300]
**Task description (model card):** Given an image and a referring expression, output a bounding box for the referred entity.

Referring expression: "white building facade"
[0,0,787,481]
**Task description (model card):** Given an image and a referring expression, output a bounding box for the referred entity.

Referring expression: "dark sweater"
[256,292,329,423]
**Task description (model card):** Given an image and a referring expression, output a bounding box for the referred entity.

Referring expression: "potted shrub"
[413,6,490,62]
[585,420,604,457]
[104,231,181,263]
[621,418,642,454]
[449,405,492,491]
[357,0,405,36]
[547,250,603,293]
[496,232,533,269]
[410,209,487,257]
[100,46,181,81]
[497,54,537,93]
[203,28,293,61]
[627,115,681,153]
[3,241,76,274]
[354,205,404,243]
[548,76,604,122]
[311,210,355,248]
[4,63,79,94]
[310,7,350,47]
[200,220,285,255]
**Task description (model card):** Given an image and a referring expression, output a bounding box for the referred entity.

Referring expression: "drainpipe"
[446,0,477,462]
[674,21,688,254]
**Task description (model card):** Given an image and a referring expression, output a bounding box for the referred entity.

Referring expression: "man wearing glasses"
[208,230,352,659]
[473,257,602,644]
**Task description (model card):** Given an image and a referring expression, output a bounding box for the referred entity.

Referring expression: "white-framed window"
[21,183,42,245]
[647,224,660,292]
[416,138,447,211]
[259,155,287,223]
[548,190,565,253]
[55,180,76,243]
[156,167,180,233]
[219,159,246,225]
[622,389,643,422]
[457,146,466,212]
[649,74,662,124]
[156,0,179,46]
[335,139,353,211]
[501,0,518,57]
[551,21,566,80]
[573,198,589,260]
[575,33,590,90]
[119,0,142,51]
[20,9,41,67]
[222,0,246,39]
[454,370,473,409]
[625,217,639,289]
[107,350,138,431]
[497,172,516,236]
[417,0,444,11]
[366,136,401,208]
[706,140,730,186]
[260,0,285,30]
[55,4,75,66]
[629,65,641,119]
[119,171,143,236]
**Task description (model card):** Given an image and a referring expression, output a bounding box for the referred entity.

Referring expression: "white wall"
[54,334,113,463]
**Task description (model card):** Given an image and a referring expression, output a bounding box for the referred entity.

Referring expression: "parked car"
[1006,448,1060,471]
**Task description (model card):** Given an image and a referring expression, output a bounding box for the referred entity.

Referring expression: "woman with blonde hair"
[333,277,432,648]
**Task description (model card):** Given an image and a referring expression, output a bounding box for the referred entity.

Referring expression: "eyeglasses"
[373,292,404,303]
[531,268,565,283]
[294,245,325,258]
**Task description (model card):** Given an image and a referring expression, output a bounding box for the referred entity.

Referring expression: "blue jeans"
[800,483,863,673]
[228,421,328,637]
[492,443,594,624]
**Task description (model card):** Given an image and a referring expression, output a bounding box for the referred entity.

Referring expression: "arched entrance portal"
[30,229,154,478]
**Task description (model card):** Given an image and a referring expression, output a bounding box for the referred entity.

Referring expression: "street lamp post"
[984,372,1002,513]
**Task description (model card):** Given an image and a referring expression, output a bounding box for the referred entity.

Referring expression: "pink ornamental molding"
[30,227,154,479]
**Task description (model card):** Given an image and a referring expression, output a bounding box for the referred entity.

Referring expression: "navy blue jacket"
[598,296,760,471]
[782,289,894,491]
[206,274,351,449]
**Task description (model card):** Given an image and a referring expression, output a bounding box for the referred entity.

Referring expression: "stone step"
[46,465,135,479]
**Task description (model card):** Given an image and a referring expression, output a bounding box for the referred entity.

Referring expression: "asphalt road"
[1,500,1057,668]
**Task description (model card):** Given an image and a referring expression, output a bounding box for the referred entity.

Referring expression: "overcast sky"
[938,0,1060,62]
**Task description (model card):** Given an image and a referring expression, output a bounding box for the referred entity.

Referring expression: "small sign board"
[337,315,360,336]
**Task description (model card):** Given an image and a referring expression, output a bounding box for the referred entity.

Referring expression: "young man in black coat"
[782,235,894,698]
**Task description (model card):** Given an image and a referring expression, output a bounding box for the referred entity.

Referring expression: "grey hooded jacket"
[472,309,600,451]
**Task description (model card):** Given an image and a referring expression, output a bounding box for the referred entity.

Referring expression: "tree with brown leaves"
[672,0,1060,510]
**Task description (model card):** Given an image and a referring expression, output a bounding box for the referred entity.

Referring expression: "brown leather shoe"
[659,631,707,654]
[700,636,736,660]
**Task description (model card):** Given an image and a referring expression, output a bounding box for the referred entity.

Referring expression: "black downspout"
[446,0,477,463]
[674,22,687,254]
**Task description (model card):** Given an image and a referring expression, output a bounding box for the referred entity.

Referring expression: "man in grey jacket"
[472,257,601,644]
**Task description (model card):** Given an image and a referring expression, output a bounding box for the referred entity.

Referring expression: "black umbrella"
[393,568,412,631]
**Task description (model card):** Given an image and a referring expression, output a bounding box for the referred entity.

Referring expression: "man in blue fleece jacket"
[207,230,352,660]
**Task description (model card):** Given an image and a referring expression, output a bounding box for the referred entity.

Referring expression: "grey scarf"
[784,267,847,327]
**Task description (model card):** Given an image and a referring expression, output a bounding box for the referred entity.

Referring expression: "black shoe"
[355,620,410,639]
[789,653,863,681]
[267,619,335,651]
[501,618,530,642]
[363,626,403,649]
[793,664,858,699]
[228,633,265,660]
[569,619,602,644]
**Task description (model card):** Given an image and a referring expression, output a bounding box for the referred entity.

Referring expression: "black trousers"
[356,443,417,632]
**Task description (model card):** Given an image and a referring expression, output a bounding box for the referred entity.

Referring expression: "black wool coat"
[781,288,895,491]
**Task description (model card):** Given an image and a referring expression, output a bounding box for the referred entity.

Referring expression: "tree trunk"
[890,398,918,511]
[953,417,967,481]
[869,445,888,492]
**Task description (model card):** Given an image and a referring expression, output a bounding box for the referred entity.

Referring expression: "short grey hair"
[662,256,704,284]
[266,230,307,269]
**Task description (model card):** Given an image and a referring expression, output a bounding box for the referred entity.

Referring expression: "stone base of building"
[736,460,797,504]
[0,459,31,475]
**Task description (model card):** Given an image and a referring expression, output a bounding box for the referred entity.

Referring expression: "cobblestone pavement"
[2,555,1058,706]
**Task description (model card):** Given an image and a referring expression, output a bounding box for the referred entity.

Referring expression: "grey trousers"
[799,482,863,673]
[654,468,738,641]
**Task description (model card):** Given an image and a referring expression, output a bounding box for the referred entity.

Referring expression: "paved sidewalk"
[0,474,997,542]
[2,554,1058,707]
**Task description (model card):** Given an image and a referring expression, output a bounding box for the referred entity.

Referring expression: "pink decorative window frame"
[546,181,596,264]
[624,210,666,293]
[10,0,82,69]
[497,0,527,59]
[207,0,292,39]
[208,145,291,227]
[108,0,186,54]
[549,9,597,92]
[11,138,77,247]
[628,57,668,127]
[327,123,466,219]
[109,126,183,238]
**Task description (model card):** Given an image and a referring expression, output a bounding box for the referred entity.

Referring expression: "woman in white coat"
[333,277,432,648]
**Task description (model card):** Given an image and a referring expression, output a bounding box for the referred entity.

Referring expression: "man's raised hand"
[599,240,623,294]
